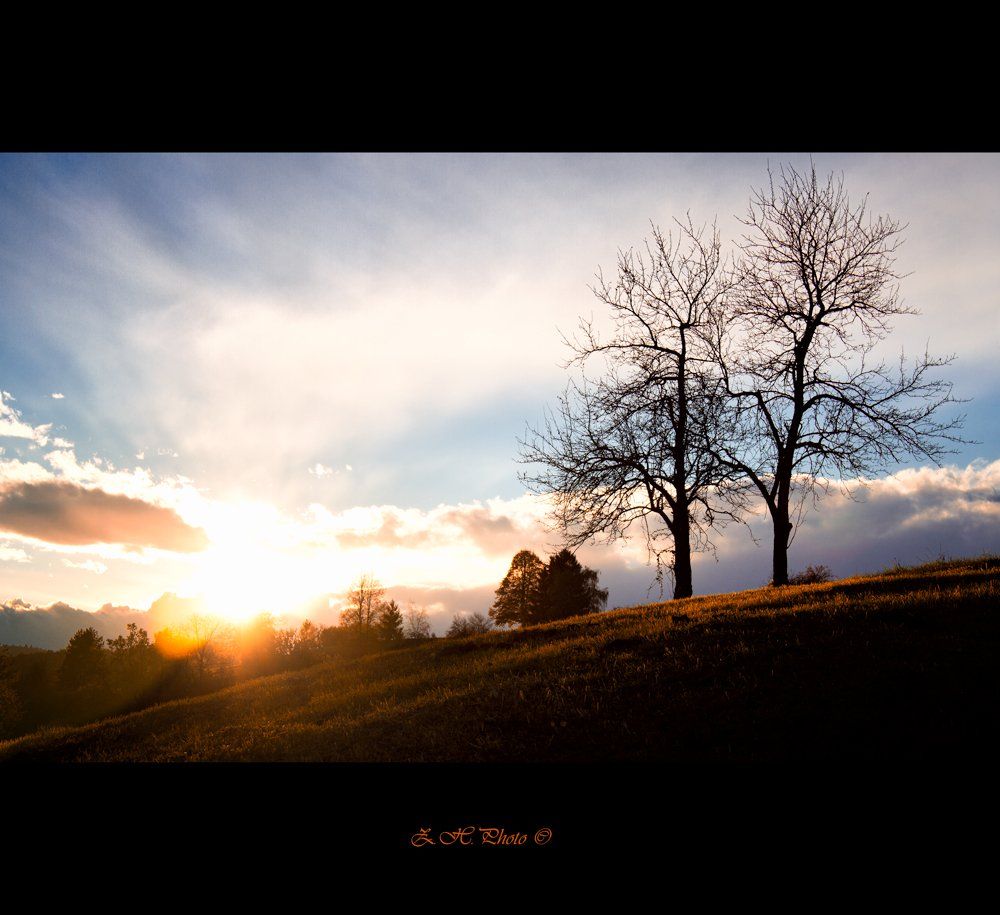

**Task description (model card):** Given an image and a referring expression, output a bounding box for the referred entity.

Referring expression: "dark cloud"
[0,599,147,649]
[0,593,210,650]
[0,480,209,552]
[591,468,1000,602]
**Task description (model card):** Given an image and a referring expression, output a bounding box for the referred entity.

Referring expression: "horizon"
[1,153,999,639]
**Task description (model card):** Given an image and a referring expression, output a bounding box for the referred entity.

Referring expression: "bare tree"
[403,602,432,639]
[446,612,493,638]
[340,573,386,629]
[182,614,227,679]
[713,163,967,586]
[519,219,746,599]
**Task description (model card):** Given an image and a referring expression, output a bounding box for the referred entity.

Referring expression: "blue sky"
[1,153,998,628]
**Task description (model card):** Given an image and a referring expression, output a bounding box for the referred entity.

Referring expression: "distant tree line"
[0,551,619,745]
[0,577,439,743]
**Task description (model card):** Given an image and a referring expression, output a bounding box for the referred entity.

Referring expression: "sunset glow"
[0,153,998,637]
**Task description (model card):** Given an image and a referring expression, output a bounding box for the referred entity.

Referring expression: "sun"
[176,500,351,622]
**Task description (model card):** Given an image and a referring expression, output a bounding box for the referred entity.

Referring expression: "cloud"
[302,461,1000,607]
[332,509,434,550]
[673,460,1000,596]
[0,544,30,563]
[309,496,546,554]
[0,392,51,446]
[0,480,209,552]
[309,463,336,477]
[50,392,64,399]
[439,505,525,555]
[0,591,209,650]
[0,597,159,649]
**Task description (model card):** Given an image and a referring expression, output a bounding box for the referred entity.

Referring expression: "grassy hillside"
[2,556,998,763]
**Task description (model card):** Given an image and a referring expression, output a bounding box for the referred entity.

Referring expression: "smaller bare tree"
[403,602,432,639]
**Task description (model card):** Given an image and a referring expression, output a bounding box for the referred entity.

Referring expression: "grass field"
[2,556,997,763]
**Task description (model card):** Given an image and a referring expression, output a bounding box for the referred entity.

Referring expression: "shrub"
[787,565,833,585]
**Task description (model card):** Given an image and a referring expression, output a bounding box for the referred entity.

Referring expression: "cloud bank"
[0,480,209,552]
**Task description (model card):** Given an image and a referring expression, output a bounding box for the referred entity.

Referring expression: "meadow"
[1,556,997,763]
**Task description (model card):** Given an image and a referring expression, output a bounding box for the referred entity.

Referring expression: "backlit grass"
[2,556,997,762]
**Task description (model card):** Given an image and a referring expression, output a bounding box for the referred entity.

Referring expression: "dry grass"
[2,555,998,762]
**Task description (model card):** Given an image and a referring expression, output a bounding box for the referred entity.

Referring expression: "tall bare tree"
[713,164,967,586]
[520,219,746,599]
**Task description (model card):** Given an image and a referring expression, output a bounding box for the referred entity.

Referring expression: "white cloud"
[309,463,336,477]
[50,393,64,399]
[0,392,51,446]
[0,544,30,563]
[0,458,53,484]
[15,153,995,519]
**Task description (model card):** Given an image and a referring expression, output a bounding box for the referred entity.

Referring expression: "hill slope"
[2,557,998,762]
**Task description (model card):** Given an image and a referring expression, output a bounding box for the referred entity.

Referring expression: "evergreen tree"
[58,627,107,691]
[376,600,405,641]
[490,549,545,628]
[531,549,608,624]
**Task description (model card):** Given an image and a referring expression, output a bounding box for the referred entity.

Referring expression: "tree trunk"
[672,504,693,599]
[672,329,693,600]
[771,508,791,586]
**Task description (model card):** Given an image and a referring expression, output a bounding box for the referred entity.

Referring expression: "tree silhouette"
[520,219,746,598]
[0,651,21,733]
[58,627,106,692]
[106,623,156,693]
[238,614,281,676]
[490,549,545,627]
[446,612,493,638]
[340,573,386,629]
[714,164,967,585]
[376,600,405,641]
[403,603,432,639]
[531,549,608,624]
[293,620,324,665]
[182,614,227,680]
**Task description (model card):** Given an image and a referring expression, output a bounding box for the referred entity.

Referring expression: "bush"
[787,565,833,585]
[446,612,493,638]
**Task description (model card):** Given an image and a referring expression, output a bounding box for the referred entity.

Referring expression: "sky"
[1,152,998,635]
